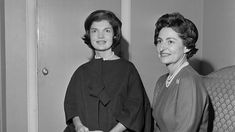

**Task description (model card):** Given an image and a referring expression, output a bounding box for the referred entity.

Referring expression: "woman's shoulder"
[158,73,168,81]
[155,74,168,87]
[179,65,201,80]
[113,58,138,69]
[71,60,93,76]
[117,58,134,65]
[178,65,207,92]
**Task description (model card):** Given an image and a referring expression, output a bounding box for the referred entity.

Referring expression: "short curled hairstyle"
[154,12,198,59]
[82,10,122,50]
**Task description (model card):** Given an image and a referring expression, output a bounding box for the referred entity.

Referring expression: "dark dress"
[64,58,152,132]
[152,65,209,132]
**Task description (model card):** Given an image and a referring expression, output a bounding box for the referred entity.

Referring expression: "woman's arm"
[73,116,89,132]
[110,122,126,132]
[175,76,207,132]
[113,64,150,132]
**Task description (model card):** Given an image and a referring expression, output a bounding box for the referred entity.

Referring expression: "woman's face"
[156,27,189,65]
[90,20,114,51]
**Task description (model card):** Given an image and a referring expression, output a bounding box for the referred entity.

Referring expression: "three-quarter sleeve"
[64,69,84,125]
[115,65,149,132]
[175,76,208,132]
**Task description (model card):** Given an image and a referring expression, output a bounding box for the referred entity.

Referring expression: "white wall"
[203,0,235,71]
[4,0,28,131]
[0,0,6,131]
[130,0,204,102]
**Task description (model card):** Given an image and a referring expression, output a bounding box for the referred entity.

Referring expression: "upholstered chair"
[204,65,235,132]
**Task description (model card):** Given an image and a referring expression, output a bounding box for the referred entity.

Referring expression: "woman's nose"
[98,31,104,38]
[158,43,166,51]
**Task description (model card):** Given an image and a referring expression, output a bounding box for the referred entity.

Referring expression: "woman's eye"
[157,39,162,44]
[168,40,174,45]
[105,29,111,33]
[90,29,97,33]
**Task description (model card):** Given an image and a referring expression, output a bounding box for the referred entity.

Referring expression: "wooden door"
[37,0,121,131]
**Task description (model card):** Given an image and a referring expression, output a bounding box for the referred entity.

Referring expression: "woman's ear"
[184,47,190,53]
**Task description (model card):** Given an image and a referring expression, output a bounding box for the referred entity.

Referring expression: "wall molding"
[26,0,38,132]
[121,0,131,60]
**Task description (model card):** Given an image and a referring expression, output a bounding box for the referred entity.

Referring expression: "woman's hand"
[109,122,126,132]
[74,123,89,132]
[73,116,89,132]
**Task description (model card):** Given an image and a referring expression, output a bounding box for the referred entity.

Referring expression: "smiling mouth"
[96,40,106,45]
[160,51,170,57]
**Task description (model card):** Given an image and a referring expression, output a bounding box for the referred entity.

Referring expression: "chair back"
[204,65,235,132]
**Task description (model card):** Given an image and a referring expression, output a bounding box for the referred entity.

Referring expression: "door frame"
[26,0,131,132]
[26,0,38,132]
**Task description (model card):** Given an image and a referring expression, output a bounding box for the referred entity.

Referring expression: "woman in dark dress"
[152,12,210,132]
[64,10,152,132]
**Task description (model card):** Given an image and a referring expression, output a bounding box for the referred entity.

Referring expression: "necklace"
[165,61,189,87]
[95,51,115,60]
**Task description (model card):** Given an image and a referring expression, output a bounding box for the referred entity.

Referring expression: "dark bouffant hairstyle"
[154,12,198,59]
[82,10,122,50]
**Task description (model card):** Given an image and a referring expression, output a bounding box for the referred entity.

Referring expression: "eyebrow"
[90,26,112,29]
[104,27,112,30]
[166,37,177,40]
[90,27,112,32]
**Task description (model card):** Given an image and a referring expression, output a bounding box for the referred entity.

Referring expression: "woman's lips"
[160,51,170,57]
[96,40,106,44]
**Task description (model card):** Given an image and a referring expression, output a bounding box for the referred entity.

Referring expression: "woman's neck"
[167,55,187,75]
[95,50,118,60]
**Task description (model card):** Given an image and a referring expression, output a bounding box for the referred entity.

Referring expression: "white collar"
[95,51,115,61]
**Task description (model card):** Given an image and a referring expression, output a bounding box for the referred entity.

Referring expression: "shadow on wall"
[189,58,215,76]
[189,58,215,132]
[114,37,129,60]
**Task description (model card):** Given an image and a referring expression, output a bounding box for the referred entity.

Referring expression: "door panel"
[38,0,121,131]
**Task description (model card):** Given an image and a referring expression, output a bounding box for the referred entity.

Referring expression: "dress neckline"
[165,62,189,87]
